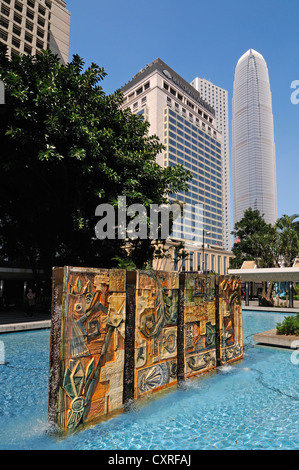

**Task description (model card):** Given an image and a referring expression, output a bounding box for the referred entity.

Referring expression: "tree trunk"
[265,281,275,302]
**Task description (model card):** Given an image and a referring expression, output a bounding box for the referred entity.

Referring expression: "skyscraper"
[232,49,277,226]
[191,77,231,251]
[0,0,70,64]
[121,59,233,273]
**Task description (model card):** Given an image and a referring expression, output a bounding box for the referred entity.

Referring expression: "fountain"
[48,268,243,434]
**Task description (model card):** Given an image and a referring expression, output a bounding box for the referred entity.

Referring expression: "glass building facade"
[232,49,277,226]
[165,107,223,246]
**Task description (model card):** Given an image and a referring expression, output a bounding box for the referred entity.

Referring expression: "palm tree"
[290,214,299,240]
[276,214,299,267]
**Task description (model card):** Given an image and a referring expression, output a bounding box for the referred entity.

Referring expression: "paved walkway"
[242,301,299,314]
[0,309,51,333]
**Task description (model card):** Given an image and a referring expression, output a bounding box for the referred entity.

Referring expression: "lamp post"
[0,80,4,105]
[202,227,210,273]
[0,80,8,116]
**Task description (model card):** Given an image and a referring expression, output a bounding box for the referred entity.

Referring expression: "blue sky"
[68,0,299,223]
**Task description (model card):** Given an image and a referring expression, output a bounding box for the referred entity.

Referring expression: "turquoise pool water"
[0,310,298,450]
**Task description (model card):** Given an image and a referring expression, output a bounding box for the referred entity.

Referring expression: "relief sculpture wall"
[48,267,242,434]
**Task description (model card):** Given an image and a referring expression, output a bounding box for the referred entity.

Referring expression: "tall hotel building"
[121,59,232,274]
[0,0,70,64]
[232,49,277,226]
[191,77,231,251]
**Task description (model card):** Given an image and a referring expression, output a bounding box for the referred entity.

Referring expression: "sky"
[68,0,299,224]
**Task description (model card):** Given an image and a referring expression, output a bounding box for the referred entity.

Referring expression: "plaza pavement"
[0,308,51,333]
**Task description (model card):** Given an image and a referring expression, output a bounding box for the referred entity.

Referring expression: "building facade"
[121,59,232,274]
[232,49,277,226]
[191,77,231,251]
[0,0,70,64]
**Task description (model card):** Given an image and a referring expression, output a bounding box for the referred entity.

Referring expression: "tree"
[276,214,299,267]
[230,208,299,304]
[230,208,278,304]
[0,46,191,286]
[230,208,276,269]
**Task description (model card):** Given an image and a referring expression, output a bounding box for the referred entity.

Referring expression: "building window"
[0,17,9,28]
[26,8,34,20]
[144,81,150,90]
[205,254,208,271]
[170,87,176,96]
[37,16,45,27]
[12,36,20,48]
[0,28,8,40]
[11,48,20,56]
[211,255,215,272]
[136,86,143,96]
[197,252,201,271]
[13,24,21,36]
[25,19,33,30]
[38,5,46,15]
[189,252,193,271]
[25,32,33,43]
[1,5,10,16]
[14,1,23,12]
[27,0,35,8]
[164,82,169,91]
[24,44,32,54]
[37,28,44,38]
[36,39,44,49]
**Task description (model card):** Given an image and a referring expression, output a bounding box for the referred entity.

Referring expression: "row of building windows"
[176,252,229,274]
[2,0,51,13]
[168,109,221,151]
[169,194,223,244]
[123,80,150,104]
[167,129,222,171]
[168,148,222,192]
[170,193,222,225]
[163,81,214,126]
[168,123,221,164]
[1,3,48,25]
[166,97,217,137]
[171,225,223,245]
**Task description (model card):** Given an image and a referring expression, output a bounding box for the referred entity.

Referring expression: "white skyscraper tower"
[232,49,277,226]
[191,78,231,251]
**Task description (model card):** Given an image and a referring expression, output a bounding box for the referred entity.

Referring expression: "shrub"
[276,313,299,336]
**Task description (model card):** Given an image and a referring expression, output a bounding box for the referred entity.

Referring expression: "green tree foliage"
[230,208,277,269]
[230,208,299,269]
[276,214,299,267]
[230,208,299,304]
[0,46,191,281]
